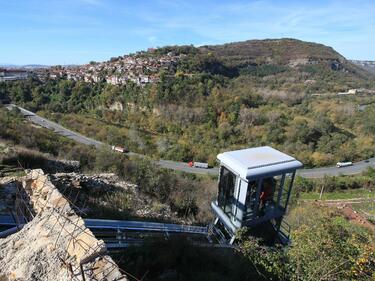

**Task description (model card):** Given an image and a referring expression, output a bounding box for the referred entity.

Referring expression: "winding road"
[5,104,375,178]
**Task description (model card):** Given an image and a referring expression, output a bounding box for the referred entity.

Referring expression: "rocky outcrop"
[0,169,127,281]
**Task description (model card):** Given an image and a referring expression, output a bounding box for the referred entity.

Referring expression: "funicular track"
[83,219,211,249]
[0,214,232,249]
[0,177,221,249]
[0,169,226,251]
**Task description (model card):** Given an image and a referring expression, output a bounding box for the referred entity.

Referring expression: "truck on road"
[111,146,129,153]
[188,161,209,169]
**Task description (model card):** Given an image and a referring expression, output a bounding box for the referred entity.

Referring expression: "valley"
[1,38,375,280]
[4,103,375,178]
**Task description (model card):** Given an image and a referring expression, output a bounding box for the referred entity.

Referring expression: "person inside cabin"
[246,178,276,217]
[259,178,275,214]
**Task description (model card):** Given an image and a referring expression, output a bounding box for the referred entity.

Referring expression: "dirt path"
[309,198,375,232]
[338,205,375,231]
[320,197,375,202]
[302,197,375,204]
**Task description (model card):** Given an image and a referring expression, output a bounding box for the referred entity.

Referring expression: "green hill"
[200,38,345,66]
[155,38,371,79]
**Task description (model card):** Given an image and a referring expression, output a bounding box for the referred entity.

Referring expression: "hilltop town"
[1,49,183,86]
[47,49,182,86]
[351,60,375,74]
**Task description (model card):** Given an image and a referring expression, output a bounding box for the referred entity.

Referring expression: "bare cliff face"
[0,169,127,281]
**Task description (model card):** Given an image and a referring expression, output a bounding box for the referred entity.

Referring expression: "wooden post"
[319,182,325,200]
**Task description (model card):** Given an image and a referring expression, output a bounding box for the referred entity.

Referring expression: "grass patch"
[352,201,375,217]
[299,188,375,200]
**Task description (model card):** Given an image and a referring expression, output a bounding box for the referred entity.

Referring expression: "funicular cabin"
[210,146,303,245]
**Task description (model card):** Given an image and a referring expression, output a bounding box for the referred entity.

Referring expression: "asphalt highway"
[6,104,103,148]
[5,104,375,178]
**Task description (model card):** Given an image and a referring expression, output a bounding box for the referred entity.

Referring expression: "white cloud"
[148,36,157,44]
[79,0,103,5]
[129,0,375,58]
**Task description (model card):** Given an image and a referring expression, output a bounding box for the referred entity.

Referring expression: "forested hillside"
[1,38,375,167]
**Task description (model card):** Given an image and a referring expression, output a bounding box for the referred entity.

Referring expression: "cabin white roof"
[217,146,303,179]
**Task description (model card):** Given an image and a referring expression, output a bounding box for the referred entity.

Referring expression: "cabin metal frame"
[211,146,303,244]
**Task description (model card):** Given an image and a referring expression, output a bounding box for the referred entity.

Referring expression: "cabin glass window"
[244,177,278,219]
[218,167,237,216]
[245,180,257,217]
[279,173,294,210]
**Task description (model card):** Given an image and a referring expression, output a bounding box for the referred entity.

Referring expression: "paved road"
[6,104,103,148]
[298,158,375,178]
[5,104,375,178]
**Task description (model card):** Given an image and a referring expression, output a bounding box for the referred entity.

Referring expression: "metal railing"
[84,218,208,235]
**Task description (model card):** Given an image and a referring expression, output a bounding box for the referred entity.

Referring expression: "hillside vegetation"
[0,107,214,223]
[1,39,375,167]
[200,38,345,65]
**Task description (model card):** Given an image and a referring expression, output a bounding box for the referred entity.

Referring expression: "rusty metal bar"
[80,263,86,281]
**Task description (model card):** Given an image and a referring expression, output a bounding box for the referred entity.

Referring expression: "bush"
[288,205,375,281]
[238,234,291,280]
[294,175,375,194]
[133,160,198,216]
[239,205,375,281]
[239,64,288,77]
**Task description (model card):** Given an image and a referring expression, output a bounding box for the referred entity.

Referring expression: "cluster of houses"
[45,51,182,86]
[350,60,375,75]
[0,68,29,82]
[350,60,375,68]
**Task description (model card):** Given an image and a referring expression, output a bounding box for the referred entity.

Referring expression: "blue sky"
[1,0,374,65]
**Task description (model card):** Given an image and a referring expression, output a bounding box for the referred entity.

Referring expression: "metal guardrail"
[0,215,208,235]
[280,220,291,236]
[84,218,208,235]
[208,223,227,244]
[0,215,20,227]
[278,219,291,244]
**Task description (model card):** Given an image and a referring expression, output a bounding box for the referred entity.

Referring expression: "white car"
[336,162,353,168]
